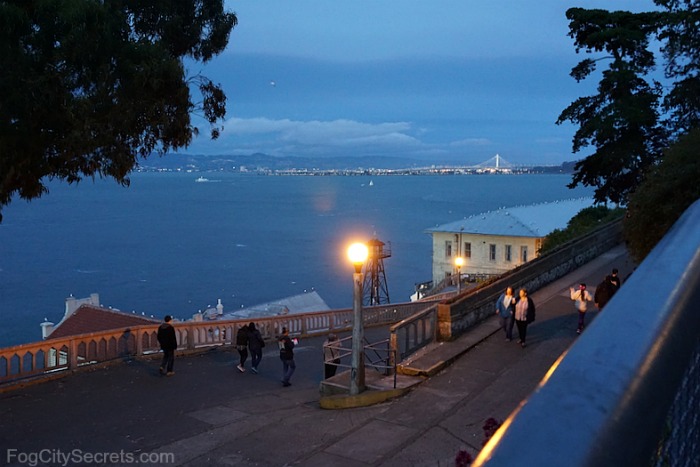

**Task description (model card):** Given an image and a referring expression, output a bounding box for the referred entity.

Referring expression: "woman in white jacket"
[570,283,593,334]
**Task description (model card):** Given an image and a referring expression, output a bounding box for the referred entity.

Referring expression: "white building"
[220,290,331,320]
[425,198,594,285]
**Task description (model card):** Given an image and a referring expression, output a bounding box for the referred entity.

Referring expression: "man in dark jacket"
[278,327,295,387]
[157,315,177,376]
[247,322,265,374]
[235,324,249,373]
[609,268,622,291]
[594,275,614,310]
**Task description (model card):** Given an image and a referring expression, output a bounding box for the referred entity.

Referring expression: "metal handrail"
[389,305,438,360]
[322,336,398,388]
[474,199,700,466]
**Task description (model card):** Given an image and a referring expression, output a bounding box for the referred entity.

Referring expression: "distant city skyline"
[182,0,659,166]
[140,151,573,175]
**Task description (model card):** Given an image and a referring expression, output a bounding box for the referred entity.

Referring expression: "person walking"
[594,276,614,311]
[513,288,536,348]
[157,315,177,376]
[247,322,265,374]
[609,268,622,291]
[495,287,517,341]
[278,326,295,387]
[235,324,249,372]
[323,333,341,379]
[570,283,593,334]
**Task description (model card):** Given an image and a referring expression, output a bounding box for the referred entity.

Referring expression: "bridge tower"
[363,237,391,306]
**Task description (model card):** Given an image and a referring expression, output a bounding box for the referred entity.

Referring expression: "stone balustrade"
[0,301,436,388]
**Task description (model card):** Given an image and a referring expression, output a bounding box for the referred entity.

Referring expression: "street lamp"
[455,256,464,294]
[347,242,368,395]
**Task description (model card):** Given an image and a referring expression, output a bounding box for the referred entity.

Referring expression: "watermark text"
[6,448,175,466]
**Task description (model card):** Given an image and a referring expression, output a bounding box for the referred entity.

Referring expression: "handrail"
[389,305,438,360]
[0,300,437,386]
[474,199,700,466]
[323,336,398,388]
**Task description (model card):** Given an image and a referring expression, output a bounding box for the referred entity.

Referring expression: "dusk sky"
[184,0,659,166]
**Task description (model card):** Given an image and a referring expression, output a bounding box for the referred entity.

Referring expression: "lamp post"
[455,256,464,294]
[347,242,368,395]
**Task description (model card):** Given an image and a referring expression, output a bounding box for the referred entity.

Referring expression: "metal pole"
[457,266,462,294]
[349,270,365,395]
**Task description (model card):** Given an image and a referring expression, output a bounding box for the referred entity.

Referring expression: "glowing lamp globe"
[347,243,368,272]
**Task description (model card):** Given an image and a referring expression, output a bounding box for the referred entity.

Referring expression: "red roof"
[48,305,160,340]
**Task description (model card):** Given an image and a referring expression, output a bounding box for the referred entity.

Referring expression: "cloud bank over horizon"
[183,0,659,165]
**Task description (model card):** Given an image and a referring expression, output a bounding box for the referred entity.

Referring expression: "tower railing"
[474,199,700,466]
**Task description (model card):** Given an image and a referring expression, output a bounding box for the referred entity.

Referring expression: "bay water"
[0,172,592,346]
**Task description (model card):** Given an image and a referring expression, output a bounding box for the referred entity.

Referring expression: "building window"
[505,244,512,262]
[464,242,472,258]
[521,246,528,262]
[489,244,496,261]
[445,241,452,258]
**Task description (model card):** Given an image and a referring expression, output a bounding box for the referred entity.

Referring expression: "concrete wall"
[437,220,623,340]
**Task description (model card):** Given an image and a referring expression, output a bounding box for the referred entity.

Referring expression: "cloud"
[189,113,574,165]
[206,117,424,156]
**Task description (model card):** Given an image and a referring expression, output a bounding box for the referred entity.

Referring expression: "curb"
[319,387,409,409]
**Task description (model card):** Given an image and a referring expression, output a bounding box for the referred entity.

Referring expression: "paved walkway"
[0,245,633,467]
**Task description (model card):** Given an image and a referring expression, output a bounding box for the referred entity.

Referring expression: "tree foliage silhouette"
[0,0,237,221]
[559,1,700,260]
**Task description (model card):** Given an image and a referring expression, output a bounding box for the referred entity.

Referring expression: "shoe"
[166,371,175,376]
[159,367,165,375]
[576,329,582,334]
[517,339,522,344]
[282,381,291,387]
[237,364,245,373]
[251,367,258,374]
[520,342,526,348]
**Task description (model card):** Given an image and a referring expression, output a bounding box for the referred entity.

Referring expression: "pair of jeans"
[499,315,514,340]
[507,315,515,340]
[578,311,586,330]
[160,349,174,372]
[282,358,296,383]
[250,348,262,369]
[237,346,248,366]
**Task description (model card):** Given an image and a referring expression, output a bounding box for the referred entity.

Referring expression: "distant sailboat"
[369,180,374,186]
[195,176,208,183]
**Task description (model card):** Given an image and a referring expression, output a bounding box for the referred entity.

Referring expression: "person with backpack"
[247,322,265,374]
[278,327,295,387]
[594,276,614,310]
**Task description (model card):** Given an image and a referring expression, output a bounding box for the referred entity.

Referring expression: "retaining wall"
[437,220,624,340]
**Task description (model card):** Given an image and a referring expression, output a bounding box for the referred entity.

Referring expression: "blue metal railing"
[474,199,700,467]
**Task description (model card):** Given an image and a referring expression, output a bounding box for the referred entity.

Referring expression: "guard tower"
[363,237,391,305]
